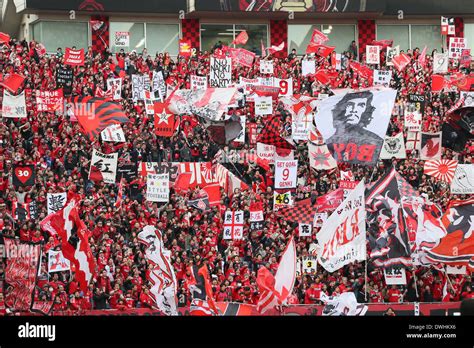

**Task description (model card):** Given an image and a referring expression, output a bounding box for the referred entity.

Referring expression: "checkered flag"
[256,116,295,150]
[276,204,318,225]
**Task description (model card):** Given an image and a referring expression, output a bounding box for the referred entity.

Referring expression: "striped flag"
[424,159,458,183]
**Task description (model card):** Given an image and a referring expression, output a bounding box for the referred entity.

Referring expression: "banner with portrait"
[314,88,397,166]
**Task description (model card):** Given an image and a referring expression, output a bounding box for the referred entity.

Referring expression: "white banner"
[210,57,232,88]
[257,142,276,165]
[366,45,380,65]
[254,96,273,115]
[386,46,399,66]
[450,164,474,194]
[223,210,244,240]
[107,78,122,101]
[90,150,118,184]
[313,212,328,228]
[461,92,474,107]
[2,90,26,118]
[302,257,317,274]
[257,77,274,87]
[302,60,315,76]
[48,250,70,273]
[146,173,170,202]
[404,108,422,132]
[449,37,467,59]
[383,267,407,285]
[132,74,151,101]
[144,91,155,115]
[260,60,274,74]
[152,71,167,101]
[114,31,130,47]
[274,160,298,189]
[101,124,126,143]
[380,133,407,159]
[299,223,312,237]
[292,109,313,141]
[46,192,67,216]
[274,78,293,97]
[190,75,208,91]
[317,181,366,273]
[373,70,392,87]
[433,53,448,74]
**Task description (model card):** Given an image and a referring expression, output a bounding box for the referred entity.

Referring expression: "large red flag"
[154,101,178,137]
[232,30,249,45]
[0,73,25,93]
[64,48,85,66]
[0,32,10,46]
[392,53,411,71]
[310,29,329,46]
[349,61,374,81]
[306,44,335,57]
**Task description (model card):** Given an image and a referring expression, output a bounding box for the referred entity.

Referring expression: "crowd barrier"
[44,302,461,316]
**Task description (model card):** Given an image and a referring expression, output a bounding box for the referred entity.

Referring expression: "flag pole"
[412,268,419,299]
[364,260,368,302]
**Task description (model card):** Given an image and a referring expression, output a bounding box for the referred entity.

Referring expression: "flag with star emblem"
[154,101,178,137]
[308,142,337,170]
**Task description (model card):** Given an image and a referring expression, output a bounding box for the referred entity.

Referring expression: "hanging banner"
[101,124,126,142]
[89,149,118,184]
[2,90,26,118]
[210,57,232,88]
[146,173,170,202]
[419,132,442,160]
[450,164,474,194]
[57,67,73,95]
[223,211,244,240]
[46,192,67,216]
[404,94,425,132]
[386,46,399,66]
[274,160,298,189]
[373,70,392,87]
[114,31,130,47]
[191,75,208,91]
[254,96,273,115]
[366,45,380,65]
[317,181,366,273]
[257,142,276,164]
[260,60,274,74]
[64,48,85,66]
[48,250,71,273]
[383,267,407,285]
[380,133,407,159]
[107,78,122,101]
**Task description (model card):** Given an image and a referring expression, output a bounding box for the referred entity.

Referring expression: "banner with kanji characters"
[373,70,392,87]
[191,75,208,91]
[89,149,118,184]
[146,173,169,202]
[47,192,67,216]
[449,37,467,59]
[260,60,274,74]
[36,89,64,112]
[209,57,232,88]
[274,160,298,189]
[404,95,424,132]
[383,267,407,285]
[223,211,244,240]
[2,90,26,118]
[299,223,312,237]
[366,45,380,65]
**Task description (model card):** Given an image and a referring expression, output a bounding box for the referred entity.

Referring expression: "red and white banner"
[449,37,468,59]
[48,250,71,273]
[383,267,407,285]
[223,211,244,240]
[36,89,64,112]
[64,48,85,66]
[366,45,380,65]
[2,90,26,118]
[191,75,208,91]
[424,159,458,183]
[274,160,298,189]
[4,238,41,312]
[89,149,118,184]
[154,101,177,137]
[317,181,366,272]
[274,78,293,97]
[101,124,126,143]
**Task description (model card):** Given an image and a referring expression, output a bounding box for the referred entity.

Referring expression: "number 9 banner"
[274,160,298,189]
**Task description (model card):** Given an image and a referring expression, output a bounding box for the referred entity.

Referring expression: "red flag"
[306,44,335,57]
[202,184,221,207]
[0,32,10,46]
[392,53,411,72]
[267,42,284,55]
[95,86,114,99]
[114,178,125,209]
[174,172,192,193]
[256,266,279,314]
[314,69,339,86]
[232,30,249,45]
[310,29,329,46]
[179,39,192,57]
[371,39,393,49]
[316,188,345,213]
[64,48,85,66]
[0,73,25,93]
[350,61,374,80]
[154,101,177,137]
[431,74,447,92]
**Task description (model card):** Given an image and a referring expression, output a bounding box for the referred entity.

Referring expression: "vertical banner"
[179,39,193,57]
[47,192,67,215]
[274,77,293,97]
[152,71,167,101]
[209,57,232,87]
[449,37,467,59]
[223,211,244,240]
[132,75,151,101]
[433,53,448,73]
[89,150,118,184]
[299,223,312,237]
[419,132,442,160]
[274,160,298,189]
[260,60,274,74]
[386,46,399,66]
[146,173,170,202]
[366,45,380,65]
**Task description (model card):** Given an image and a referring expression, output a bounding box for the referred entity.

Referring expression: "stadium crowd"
[0,35,473,314]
